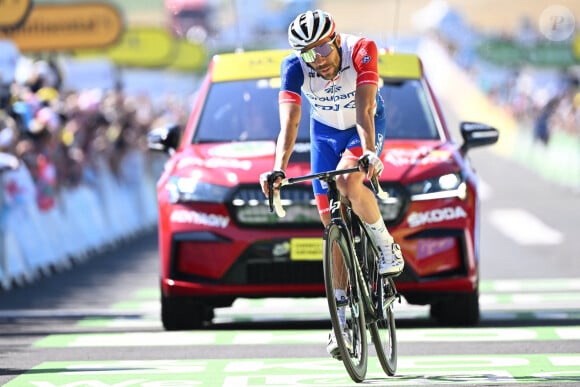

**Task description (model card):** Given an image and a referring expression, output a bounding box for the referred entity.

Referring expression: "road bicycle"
[267,158,400,382]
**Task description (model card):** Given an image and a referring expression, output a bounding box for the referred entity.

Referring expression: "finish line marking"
[33,326,580,347]
[5,355,580,386]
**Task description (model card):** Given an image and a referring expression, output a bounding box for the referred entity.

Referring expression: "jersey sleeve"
[352,38,379,87]
[279,54,304,105]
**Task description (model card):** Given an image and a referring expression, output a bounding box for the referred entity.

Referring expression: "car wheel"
[430,290,480,326]
[161,294,213,330]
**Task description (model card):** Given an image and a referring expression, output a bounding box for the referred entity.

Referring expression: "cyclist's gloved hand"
[260,170,285,198]
[360,150,384,179]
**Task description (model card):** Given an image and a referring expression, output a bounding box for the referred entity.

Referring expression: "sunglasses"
[300,36,336,63]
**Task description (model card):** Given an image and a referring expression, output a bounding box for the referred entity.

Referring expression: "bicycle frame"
[269,167,397,322]
[268,164,399,380]
[325,176,367,318]
[349,208,396,322]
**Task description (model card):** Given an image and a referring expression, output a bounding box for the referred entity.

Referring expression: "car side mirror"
[459,122,499,154]
[148,124,181,155]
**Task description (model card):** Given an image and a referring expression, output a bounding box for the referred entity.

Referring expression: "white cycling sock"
[367,218,394,253]
[335,289,347,328]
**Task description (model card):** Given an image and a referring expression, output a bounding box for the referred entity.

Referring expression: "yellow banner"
[77,27,208,71]
[0,3,123,52]
[0,0,32,28]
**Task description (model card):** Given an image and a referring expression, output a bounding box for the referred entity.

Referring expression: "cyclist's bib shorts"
[311,104,386,214]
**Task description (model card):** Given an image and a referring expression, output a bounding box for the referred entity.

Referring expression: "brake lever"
[371,175,390,200]
[359,154,389,200]
[268,179,275,213]
[358,154,370,173]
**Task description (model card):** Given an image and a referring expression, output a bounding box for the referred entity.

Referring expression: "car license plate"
[290,238,322,260]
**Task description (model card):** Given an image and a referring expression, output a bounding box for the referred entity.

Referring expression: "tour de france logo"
[538,5,576,41]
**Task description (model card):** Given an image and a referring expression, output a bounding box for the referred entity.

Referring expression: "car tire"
[161,294,213,330]
[429,290,480,326]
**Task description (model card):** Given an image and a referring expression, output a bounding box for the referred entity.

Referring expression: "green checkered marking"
[5,355,580,386]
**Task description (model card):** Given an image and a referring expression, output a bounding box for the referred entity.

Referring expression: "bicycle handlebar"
[268,156,389,218]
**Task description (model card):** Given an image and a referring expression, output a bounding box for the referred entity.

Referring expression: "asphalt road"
[1,142,579,386]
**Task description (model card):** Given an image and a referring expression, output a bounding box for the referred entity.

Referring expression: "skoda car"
[148,49,498,330]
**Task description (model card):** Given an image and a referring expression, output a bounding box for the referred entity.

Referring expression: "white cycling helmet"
[288,10,336,50]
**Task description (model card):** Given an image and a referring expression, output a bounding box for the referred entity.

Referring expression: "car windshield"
[380,79,440,140]
[194,79,310,143]
[193,78,439,143]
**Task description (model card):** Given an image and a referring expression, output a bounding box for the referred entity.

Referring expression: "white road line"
[484,278,580,292]
[489,208,564,245]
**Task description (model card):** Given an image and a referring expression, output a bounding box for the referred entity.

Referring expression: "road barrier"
[0,153,159,291]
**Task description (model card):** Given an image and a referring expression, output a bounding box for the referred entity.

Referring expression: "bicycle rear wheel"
[369,275,398,376]
[323,222,367,382]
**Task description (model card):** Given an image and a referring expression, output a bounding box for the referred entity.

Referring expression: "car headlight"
[408,172,466,201]
[166,176,231,203]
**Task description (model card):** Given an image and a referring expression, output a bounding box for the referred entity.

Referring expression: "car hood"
[380,140,461,183]
[173,141,311,186]
[173,140,460,186]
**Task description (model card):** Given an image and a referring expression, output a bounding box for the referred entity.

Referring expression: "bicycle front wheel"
[369,275,398,376]
[323,223,367,383]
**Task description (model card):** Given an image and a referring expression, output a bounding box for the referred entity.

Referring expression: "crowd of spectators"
[482,65,579,146]
[429,10,580,146]
[0,53,190,216]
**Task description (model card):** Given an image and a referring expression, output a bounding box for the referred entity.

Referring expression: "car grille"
[229,184,320,227]
[247,261,323,284]
[222,240,325,285]
[229,183,409,227]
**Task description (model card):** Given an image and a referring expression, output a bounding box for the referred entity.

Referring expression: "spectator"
[533,97,559,145]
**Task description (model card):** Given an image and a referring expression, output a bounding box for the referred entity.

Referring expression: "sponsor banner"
[0,0,33,28]
[0,3,123,52]
[169,38,207,71]
[76,27,208,70]
[476,38,579,67]
[77,27,174,68]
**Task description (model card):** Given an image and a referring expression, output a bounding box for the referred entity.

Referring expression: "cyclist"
[260,9,404,358]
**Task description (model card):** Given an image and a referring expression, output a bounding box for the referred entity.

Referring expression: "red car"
[148,49,498,330]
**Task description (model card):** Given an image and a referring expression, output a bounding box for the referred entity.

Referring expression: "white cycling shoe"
[327,327,352,360]
[378,243,405,276]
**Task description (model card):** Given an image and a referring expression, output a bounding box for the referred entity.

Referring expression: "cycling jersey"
[280,34,382,129]
[279,33,386,211]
